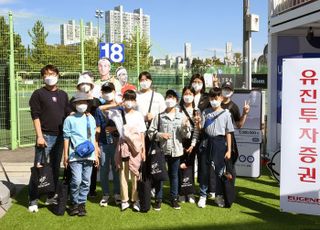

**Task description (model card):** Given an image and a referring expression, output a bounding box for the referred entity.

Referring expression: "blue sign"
[99,43,125,63]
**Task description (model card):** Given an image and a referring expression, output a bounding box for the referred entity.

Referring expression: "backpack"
[120,109,143,157]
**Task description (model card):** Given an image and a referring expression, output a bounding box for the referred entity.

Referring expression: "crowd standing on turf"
[28,61,250,216]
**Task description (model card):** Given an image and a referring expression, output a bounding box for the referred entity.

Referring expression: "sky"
[0,0,268,60]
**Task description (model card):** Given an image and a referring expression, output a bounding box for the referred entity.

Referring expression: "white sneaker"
[121,201,130,211]
[45,197,57,205]
[197,196,206,208]
[28,204,39,213]
[215,195,225,208]
[209,192,216,199]
[188,195,195,204]
[100,195,109,207]
[114,194,121,205]
[133,201,140,212]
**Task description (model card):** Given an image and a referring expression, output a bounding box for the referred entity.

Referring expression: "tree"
[122,32,151,73]
[0,16,26,67]
[28,20,49,68]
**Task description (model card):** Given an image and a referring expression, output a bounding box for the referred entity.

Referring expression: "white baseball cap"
[77,72,95,90]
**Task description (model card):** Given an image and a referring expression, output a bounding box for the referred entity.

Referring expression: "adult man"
[28,64,71,212]
[92,58,121,98]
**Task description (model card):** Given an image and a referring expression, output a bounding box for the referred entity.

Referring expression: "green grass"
[1,168,320,230]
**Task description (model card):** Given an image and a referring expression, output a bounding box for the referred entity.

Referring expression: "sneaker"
[28,204,38,213]
[209,192,216,199]
[215,195,225,208]
[133,201,140,212]
[179,195,186,203]
[114,194,121,205]
[99,195,110,207]
[171,199,181,210]
[69,204,79,216]
[154,200,161,211]
[197,196,206,208]
[45,196,57,205]
[78,203,87,217]
[188,195,195,204]
[121,201,130,211]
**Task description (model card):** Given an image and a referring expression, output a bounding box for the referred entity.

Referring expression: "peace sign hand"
[212,74,220,87]
[243,100,250,115]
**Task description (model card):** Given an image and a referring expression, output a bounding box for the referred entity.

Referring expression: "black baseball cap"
[101,82,115,93]
[221,81,234,91]
[166,89,179,100]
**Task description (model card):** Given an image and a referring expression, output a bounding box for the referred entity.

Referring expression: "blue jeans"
[69,160,93,205]
[155,156,180,201]
[99,143,120,196]
[199,136,226,197]
[29,134,63,205]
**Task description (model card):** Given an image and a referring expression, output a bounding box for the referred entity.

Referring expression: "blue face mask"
[99,97,106,105]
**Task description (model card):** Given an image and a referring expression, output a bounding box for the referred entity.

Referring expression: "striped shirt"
[181,106,200,147]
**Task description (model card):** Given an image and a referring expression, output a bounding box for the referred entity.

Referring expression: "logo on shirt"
[52,97,57,102]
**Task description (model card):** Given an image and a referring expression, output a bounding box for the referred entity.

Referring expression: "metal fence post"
[9,11,17,150]
[80,19,85,72]
[136,26,140,85]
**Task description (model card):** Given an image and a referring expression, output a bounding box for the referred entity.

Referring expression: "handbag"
[51,171,69,215]
[138,161,152,213]
[149,113,168,182]
[179,166,195,196]
[74,115,95,158]
[30,164,55,195]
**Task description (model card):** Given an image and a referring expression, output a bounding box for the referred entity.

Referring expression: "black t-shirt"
[221,100,241,124]
[29,87,71,135]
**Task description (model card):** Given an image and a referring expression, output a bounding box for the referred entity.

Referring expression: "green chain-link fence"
[0,11,267,149]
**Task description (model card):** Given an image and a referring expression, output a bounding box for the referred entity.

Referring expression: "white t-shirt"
[136,90,166,117]
[194,93,201,109]
[108,109,146,137]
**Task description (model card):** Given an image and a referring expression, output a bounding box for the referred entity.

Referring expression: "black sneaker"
[78,203,87,217]
[154,200,161,211]
[69,204,79,216]
[88,191,97,198]
[171,199,181,210]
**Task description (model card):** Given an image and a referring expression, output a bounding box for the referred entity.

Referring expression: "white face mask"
[165,98,177,108]
[192,83,203,92]
[115,94,123,104]
[76,103,88,113]
[140,80,152,90]
[210,100,221,108]
[124,101,135,109]
[79,84,91,93]
[222,90,233,98]
[102,92,114,102]
[183,95,194,104]
[44,75,58,86]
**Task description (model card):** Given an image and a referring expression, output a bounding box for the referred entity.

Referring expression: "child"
[179,86,200,203]
[196,87,234,208]
[103,90,146,211]
[63,92,99,216]
[95,82,121,207]
[147,89,191,211]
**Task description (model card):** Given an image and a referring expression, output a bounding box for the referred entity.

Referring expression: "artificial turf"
[1,168,320,230]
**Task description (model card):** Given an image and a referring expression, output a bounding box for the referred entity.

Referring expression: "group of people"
[27,58,250,216]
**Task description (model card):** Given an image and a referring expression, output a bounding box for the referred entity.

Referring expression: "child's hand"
[180,163,187,169]
[63,157,68,169]
[212,74,220,87]
[94,155,100,167]
[224,150,231,160]
[185,146,194,154]
[161,133,172,140]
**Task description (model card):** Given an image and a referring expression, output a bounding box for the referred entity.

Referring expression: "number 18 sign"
[99,43,125,63]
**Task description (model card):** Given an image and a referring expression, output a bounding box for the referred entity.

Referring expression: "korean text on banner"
[281,58,320,216]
